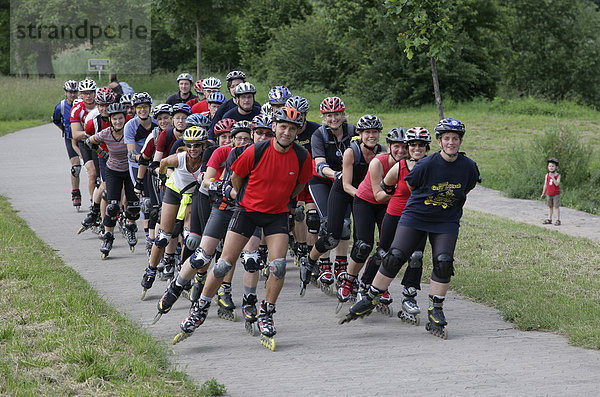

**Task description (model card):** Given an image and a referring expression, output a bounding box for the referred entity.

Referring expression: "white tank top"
[172,151,202,192]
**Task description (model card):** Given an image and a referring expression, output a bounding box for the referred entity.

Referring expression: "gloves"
[84,137,98,151]
[134,178,144,195]
[127,151,139,163]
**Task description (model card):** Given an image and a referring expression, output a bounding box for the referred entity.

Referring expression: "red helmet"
[95,86,115,105]
[320,96,345,114]
[194,79,203,94]
[214,118,236,136]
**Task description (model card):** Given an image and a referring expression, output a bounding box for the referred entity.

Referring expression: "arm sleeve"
[52,103,62,126]
[231,145,255,179]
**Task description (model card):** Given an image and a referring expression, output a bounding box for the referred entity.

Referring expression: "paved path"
[1,124,599,396]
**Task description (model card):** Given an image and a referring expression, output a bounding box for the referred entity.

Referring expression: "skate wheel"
[173,331,192,345]
[77,226,86,235]
[101,253,108,260]
[335,301,343,314]
[232,311,238,322]
[299,283,306,297]
[130,246,135,253]
[245,321,259,336]
[141,289,148,301]
[415,314,420,326]
[151,312,162,325]
[260,335,276,351]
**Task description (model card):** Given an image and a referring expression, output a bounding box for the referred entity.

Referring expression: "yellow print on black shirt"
[424,182,462,209]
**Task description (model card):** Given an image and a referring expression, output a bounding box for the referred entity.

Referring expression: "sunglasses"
[408,142,427,147]
[185,143,203,148]
[136,104,150,110]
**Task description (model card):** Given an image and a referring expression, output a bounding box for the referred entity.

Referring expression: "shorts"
[204,207,234,240]
[98,156,107,181]
[77,140,95,163]
[64,137,78,159]
[546,194,560,208]
[163,186,183,205]
[229,210,288,238]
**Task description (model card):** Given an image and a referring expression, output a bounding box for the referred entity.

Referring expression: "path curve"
[1,124,599,396]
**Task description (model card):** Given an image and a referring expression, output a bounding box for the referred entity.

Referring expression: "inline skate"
[335,273,358,314]
[299,256,319,297]
[333,258,348,289]
[173,298,211,345]
[242,293,259,336]
[140,266,157,300]
[78,204,100,234]
[161,253,176,281]
[398,286,420,325]
[123,222,137,252]
[188,272,207,303]
[216,283,237,322]
[71,189,82,211]
[100,231,114,260]
[375,289,394,317]
[425,295,448,339]
[317,260,335,296]
[258,300,276,351]
[339,286,383,324]
[152,279,184,324]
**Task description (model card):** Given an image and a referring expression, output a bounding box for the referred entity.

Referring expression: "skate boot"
[188,272,207,303]
[258,300,276,351]
[123,222,137,252]
[339,285,384,324]
[335,273,357,313]
[333,258,348,289]
[294,242,308,267]
[140,266,157,300]
[78,203,100,234]
[258,245,268,280]
[299,256,319,297]
[117,210,126,235]
[173,298,211,345]
[71,189,82,211]
[161,253,176,281]
[376,289,394,317]
[425,295,448,339]
[145,236,154,259]
[217,283,237,322]
[242,293,259,336]
[398,286,421,325]
[317,260,335,295]
[152,279,184,324]
[100,231,114,260]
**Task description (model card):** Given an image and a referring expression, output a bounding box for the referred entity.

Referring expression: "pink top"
[355,154,392,205]
[386,159,411,216]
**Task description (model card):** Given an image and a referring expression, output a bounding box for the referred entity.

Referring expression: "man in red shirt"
[176,107,311,349]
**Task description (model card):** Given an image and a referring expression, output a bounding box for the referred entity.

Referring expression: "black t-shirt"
[208,99,261,140]
[166,91,197,105]
[221,106,261,123]
[400,151,480,235]
[310,123,357,172]
[295,120,321,154]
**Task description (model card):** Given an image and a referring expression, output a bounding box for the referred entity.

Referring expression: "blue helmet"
[251,114,273,130]
[434,118,465,139]
[186,113,211,128]
[202,77,222,90]
[207,92,226,105]
[268,85,292,105]
[286,95,309,113]
[171,103,192,116]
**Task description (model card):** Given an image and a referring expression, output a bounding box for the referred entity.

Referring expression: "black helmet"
[386,127,407,144]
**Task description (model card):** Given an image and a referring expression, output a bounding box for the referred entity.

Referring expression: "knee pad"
[172,219,184,238]
[341,218,352,240]
[381,248,409,277]
[242,250,261,273]
[190,247,213,269]
[269,258,287,279]
[141,197,152,214]
[295,205,305,222]
[408,250,423,269]
[372,247,386,268]
[315,233,339,253]
[106,201,120,219]
[148,206,159,228]
[182,227,190,242]
[125,201,141,220]
[213,258,232,278]
[350,240,373,263]
[318,217,328,237]
[154,229,172,249]
[101,189,108,203]
[71,165,82,177]
[433,253,454,281]
[306,209,320,234]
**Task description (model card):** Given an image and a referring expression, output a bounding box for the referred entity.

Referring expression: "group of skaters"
[53,70,480,349]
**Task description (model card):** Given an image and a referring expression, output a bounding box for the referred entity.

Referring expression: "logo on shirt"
[289,171,295,175]
[425,181,462,209]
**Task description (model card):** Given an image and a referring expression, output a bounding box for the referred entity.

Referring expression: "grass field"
[0,196,226,396]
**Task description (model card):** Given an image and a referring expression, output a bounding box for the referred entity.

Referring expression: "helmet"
[547,157,559,166]
[202,77,222,90]
[183,126,208,144]
[193,79,204,93]
[207,92,226,105]
[95,87,115,105]
[268,85,292,105]
[234,82,256,96]
[78,78,97,92]
[405,127,431,144]
[320,97,345,114]
[107,103,127,116]
[434,118,465,139]
[214,118,236,136]
[356,114,383,131]
[386,127,407,144]
[63,80,78,92]
[177,73,194,83]
[120,94,133,105]
[286,96,309,113]
[261,103,273,116]
[152,104,172,117]
[226,70,246,81]
[170,103,192,116]
[251,114,272,130]
[132,92,152,106]
[230,120,252,137]
[186,113,211,128]
[273,106,303,127]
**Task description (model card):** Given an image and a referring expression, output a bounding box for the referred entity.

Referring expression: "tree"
[385,0,458,119]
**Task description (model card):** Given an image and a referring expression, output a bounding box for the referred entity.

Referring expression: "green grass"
[0,196,225,396]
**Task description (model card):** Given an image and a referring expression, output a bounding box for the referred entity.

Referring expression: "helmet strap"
[275,139,292,150]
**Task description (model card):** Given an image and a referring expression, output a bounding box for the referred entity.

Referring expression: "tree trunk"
[430,57,444,120]
[36,43,55,78]
[196,18,202,79]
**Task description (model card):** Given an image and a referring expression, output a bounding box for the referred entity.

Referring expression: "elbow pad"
[380,180,396,195]
[316,162,329,178]
[138,156,150,166]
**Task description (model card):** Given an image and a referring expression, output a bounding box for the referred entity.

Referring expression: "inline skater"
[85,103,141,259]
[336,125,407,314]
[220,82,261,123]
[173,107,311,351]
[191,77,222,114]
[120,94,136,119]
[185,79,204,107]
[204,92,226,122]
[141,126,209,300]
[300,97,356,295]
[267,85,292,111]
[339,118,480,340]
[366,127,431,325]
[166,73,197,105]
[70,78,97,206]
[52,80,81,209]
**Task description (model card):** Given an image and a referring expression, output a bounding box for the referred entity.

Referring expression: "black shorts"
[163,186,182,205]
[77,140,95,163]
[64,137,78,159]
[204,208,234,240]
[229,210,288,238]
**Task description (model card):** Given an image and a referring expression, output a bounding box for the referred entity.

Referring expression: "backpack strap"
[60,99,66,124]
[351,140,361,166]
